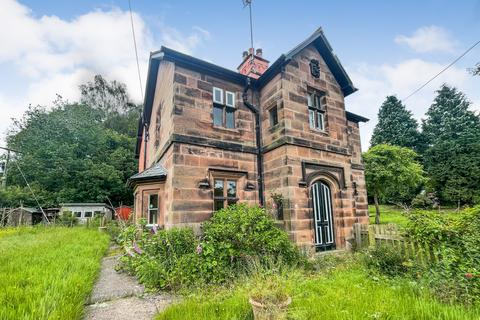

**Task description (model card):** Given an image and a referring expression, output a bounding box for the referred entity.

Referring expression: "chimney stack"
[237,48,269,79]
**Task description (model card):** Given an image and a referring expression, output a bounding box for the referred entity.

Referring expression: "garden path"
[83,253,176,320]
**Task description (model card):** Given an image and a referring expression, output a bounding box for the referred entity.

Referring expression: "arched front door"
[311,181,335,251]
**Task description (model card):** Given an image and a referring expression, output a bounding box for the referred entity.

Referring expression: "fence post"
[353,223,362,249]
[368,225,375,248]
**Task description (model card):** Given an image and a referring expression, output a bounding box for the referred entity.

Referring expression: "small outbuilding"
[60,203,113,224]
[6,207,38,226]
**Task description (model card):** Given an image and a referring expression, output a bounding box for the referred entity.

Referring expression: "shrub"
[118,204,301,290]
[363,243,408,277]
[119,227,197,290]
[406,207,480,304]
[411,192,435,209]
[105,220,122,240]
[56,211,78,227]
[201,204,300,265]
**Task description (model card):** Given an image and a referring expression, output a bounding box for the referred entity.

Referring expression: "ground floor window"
[148,194,159,224]
[213,178,237,211]
[74,211,81,218]
[84,211,92,218]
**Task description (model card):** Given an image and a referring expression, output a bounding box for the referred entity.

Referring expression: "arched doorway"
[310,180,335,251]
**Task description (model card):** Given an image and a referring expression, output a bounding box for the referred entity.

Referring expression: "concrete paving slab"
[84,294,175,320]
[88,255,144,304]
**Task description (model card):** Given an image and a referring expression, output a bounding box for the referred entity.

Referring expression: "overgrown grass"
[0,227,21,239]
[156,259,480,320]
[0,226,109,319]
[368,205,460,227]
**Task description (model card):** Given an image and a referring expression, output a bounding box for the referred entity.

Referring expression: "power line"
[12,160,50,224]
[402,39,480,102]
[128,0,143,99]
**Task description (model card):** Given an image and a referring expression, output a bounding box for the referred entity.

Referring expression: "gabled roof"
[256,28,357,96]
[135,27,360,157]
[127,162,167,186]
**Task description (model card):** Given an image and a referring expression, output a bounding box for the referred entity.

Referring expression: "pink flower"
[465,273,474,279]
[196,244,203,255]
[151,224,158,234]
[133,241,143,255]
[126,248,135,257]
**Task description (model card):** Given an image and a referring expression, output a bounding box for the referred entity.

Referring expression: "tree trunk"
[374,193,381,225]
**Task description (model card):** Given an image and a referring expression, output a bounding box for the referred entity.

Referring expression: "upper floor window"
[213,178,237,211]
[213,87,235,129]
[269,106,278,127]
[307,92,326,131]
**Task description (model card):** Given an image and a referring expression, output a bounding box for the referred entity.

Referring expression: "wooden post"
[354,223,362,249]
[368,225,376,248]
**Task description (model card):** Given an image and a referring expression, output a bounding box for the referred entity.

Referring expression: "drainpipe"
[242,78,265,207]
[143,122,149,170]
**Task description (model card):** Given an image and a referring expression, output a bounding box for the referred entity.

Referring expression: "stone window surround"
[208,169,248,211]
[148,194,159,225]
[139,188,161,225]
[307,87,327,132]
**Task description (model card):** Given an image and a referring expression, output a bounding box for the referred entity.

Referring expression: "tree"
[421,84,480,206]
[5,76,139,207]
[79,74,136,115]
[80,74,141,138]
[363,144,425,224]
[470,63,479,76]
[370,96,421,151]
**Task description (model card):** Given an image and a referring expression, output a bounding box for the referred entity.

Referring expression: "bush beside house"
[118,204,301,290]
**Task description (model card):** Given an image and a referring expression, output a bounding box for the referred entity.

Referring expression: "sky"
[0,0,479,150]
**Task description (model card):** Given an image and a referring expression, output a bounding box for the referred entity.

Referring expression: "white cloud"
[346,59,479,150]
[395,26,457,53]
[0,0,210,142]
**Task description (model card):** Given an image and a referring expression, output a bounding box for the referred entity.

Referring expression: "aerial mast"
[243,0,255,72]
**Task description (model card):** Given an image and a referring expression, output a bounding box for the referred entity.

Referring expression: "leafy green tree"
[422,85,479,145]
[80,74,141,137]
[363,144,425,224]
[5,75,139,207]
[80,74,136,115]
[421,85,480,206]
[370,96,421,151]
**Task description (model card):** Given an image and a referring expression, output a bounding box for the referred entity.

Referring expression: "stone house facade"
[129,28,369,251]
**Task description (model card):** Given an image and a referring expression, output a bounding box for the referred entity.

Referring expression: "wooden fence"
[352,223,440,265]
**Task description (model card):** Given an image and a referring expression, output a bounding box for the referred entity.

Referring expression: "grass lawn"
[0,227,109,320]
[156,261,480,320]
[368,205,460,227]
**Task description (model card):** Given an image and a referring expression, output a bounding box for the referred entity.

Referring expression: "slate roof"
[136,27,365,157]
[127,162,167,186]
[257,28,357,96]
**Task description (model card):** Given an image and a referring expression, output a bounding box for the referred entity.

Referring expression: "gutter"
[242,78,265,207]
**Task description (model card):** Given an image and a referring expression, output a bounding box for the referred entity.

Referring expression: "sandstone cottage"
[128,28,369,251]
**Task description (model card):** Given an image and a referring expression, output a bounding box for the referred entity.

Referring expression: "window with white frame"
[148,194,158,224]
[74,211,82,218]
[307,91,326,131]
[212,87,236,129]
[84,211,92,218]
